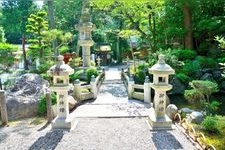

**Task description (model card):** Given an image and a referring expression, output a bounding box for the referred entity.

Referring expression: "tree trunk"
[22,34,29,70]
[48,1,58,57]
[183,1,193,49]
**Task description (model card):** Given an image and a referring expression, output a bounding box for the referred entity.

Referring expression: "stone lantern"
[148,54,175,130]
[75,8,95,68]
[47,55,75,129]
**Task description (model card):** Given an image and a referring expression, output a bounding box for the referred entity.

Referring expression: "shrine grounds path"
[0,66,199,150]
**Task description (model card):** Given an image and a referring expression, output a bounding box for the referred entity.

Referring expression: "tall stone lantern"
[47,55,75,129]
[76,8,95,68]
[148,54,175,130]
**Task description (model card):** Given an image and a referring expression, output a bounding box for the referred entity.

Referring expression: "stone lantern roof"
[75,8,96,30]
[47,55,74,76]
[149,55,175,75]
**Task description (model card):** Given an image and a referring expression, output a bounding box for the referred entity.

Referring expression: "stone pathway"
[73,67,151,117]
[0,66,199,150]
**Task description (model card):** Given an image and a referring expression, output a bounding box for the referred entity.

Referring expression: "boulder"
[187,111,204,124]
[68,95,77,111]
[202,68,213,74]
[166,104,178,120]
[170,77,185,95]
[195,70,203,79]
[6,73,48,120]
[212,70,222,81]
[180,107,193,114]
[200,73,213,81]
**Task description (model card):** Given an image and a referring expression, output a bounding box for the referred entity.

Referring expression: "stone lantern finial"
[158,54,165,64]
[57,55,64,64]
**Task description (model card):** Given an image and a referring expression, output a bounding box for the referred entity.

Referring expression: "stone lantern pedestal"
[75,8,95,68]
[47,55,77,130]
[148,55,175,130]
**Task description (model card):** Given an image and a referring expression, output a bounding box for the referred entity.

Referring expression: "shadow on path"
[29,130,66,150]
[152,131,183,149]
[99,84,127,98]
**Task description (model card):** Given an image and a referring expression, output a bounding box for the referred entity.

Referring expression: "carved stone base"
[148,109,172,130]
[52,116,77,130]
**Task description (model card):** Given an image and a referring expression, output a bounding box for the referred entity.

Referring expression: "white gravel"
[0,67,199,150]
[0,117,198,150]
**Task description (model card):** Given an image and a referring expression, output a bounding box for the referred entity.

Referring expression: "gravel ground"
[0,67,199,150]
[0,117,198,150]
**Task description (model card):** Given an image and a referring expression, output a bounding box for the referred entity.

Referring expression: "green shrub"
[137,63,149,70]
[189,80,218,97]
[86,67,99,83]
[3,78,16,90]
[148,48,183,69]
[59,45,69,55]
[204,100,221,116]
[184,80,218,108]
[37,60,54,74]
[171,49,197,61]
[195,56,217,68]
[184,89,204,105]
[201,116,225,134]
[38,92,57,115]
[201,116,219,134]
[69,69,84,82]
[40,73,52,83]
[176,73,190,83]
[135,70,146,84]
[182,61,201,76]
[68,57,82,68]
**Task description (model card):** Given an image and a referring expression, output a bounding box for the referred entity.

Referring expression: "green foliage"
[195,56,217,68]
[0,43,18,71]
[181,61,201,76]
[164,0,225,52]
[40,73,52,83]
[91,0,164,53]
[3,78,16,90]
[215,36,225,49]
[133,63,149,84]
[201,116,219,134]
[171,49,197,61]
[190,80,218,99]
[0,27,6,43]
[184,80,218,105]
[68,57,82,68]
[26,11,49,59]
[184,89,204,104]
[201,116,225,135]
[204,100,221,116]
[58,46,69,55]
[176,73,190,83]
[135,70,146,84]
[50,0,82,32]
[38,92,57,115]
[86,67,99,83]
[148,48,183,70]
[1,1,36,43]
[69,70,84,82]
[42,29,73,55]
[37,60,54,74]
